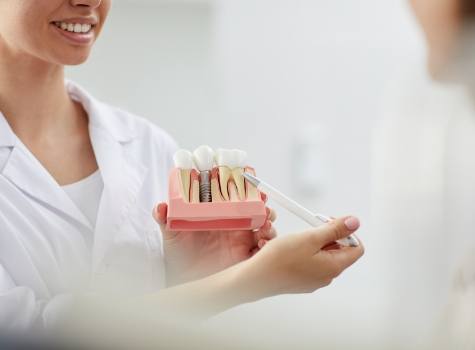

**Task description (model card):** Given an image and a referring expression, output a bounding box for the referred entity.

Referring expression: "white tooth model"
[173,149,194,202]
[232,149,248,201]
[193,145,215,203]
[216,149,248,202]
[215,149,234,201]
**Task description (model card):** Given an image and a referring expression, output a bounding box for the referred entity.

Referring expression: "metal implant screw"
[199,171,212,203]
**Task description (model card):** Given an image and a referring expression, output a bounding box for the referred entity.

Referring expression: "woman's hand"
[147,216,364,319]
[236,216,364,300]
[153,201,277,286]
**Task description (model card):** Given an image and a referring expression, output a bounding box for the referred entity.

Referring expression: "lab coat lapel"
[0,113,93,230]
[82,94,148,271]
[89,126,148,271]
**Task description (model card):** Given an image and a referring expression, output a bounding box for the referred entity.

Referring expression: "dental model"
[173,149,194,202]
[193,145,215,203]
[210,168,223,203]
[216,149,248,202]
[166,146,267,231]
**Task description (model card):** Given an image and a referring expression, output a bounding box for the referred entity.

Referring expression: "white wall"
[67,0,425,348]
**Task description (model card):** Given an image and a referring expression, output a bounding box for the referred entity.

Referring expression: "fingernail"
[344,217,360,231]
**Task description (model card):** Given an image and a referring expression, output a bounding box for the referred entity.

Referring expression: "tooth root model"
[173,149,194,202]
[245,167,260,201]
[216,149,233,201]
[193,145,215,203]
[215,148,248,201]
[190,169,201,203]
[232,168,246,201]
[232,149,248,201]
[211,168,224,202]
[228,179,240,202]
[217,167,231,201]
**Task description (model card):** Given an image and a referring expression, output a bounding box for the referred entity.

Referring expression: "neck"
[0,43,78,142]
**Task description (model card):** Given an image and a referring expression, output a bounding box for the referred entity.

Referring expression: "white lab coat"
[0,81,177,330]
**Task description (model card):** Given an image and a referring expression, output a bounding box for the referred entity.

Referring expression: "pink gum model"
[166,167,267,231]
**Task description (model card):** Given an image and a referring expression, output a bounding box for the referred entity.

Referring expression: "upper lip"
[52,17,98,26]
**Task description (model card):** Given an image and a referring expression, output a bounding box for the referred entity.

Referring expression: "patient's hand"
[153,200,277,286]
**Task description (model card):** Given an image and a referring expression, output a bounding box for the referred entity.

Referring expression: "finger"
[258,239,268,249]
[315,216,360,247]
[255,222,277,242]
[322,242,342,251]
[153,203,168,228]
[321,241,365,271]
[296,216,360,251]
[251,247,260,256]
[266,227,277,240]
[260,192,268,203]
[266,207,277,222]
[254,220,272,244]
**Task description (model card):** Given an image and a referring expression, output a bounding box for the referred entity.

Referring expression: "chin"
[53,51,92,66]
[64,56,90,66]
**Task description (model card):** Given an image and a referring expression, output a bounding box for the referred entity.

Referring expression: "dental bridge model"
[167,146,267,231]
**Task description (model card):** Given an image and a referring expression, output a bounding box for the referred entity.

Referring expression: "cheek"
[0,3,46,50]
[96,1,112,37]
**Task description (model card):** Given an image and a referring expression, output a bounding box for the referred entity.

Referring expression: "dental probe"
[243,173,359,248]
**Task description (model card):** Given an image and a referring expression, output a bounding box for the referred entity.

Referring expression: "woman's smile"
[50,18,97,45]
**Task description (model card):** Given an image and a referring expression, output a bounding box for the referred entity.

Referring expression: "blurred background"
[66,0,468,348]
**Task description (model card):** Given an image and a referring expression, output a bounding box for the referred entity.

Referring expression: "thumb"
[313,216,360,248]
[153,203,173,238]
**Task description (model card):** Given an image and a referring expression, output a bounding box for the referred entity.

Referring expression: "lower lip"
[50,24,95,46]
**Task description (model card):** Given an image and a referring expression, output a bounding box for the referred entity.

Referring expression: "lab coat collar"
[2,144,94,230]
[65,80,137,144]
[0,111,16,148]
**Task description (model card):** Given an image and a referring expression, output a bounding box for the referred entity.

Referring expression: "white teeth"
[193,145,215,172]
[216,149,248,201]
[216,149,237,168]
[215,149,247,169]
[54,21,93,34]
[233,149,248,168]
[231,150,247,201]
[173,149,194,170]
[173,150,195,203]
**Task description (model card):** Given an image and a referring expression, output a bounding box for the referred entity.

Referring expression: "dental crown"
[173,145,260,203]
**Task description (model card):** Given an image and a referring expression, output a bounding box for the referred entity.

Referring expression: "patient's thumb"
[317,216,360,246]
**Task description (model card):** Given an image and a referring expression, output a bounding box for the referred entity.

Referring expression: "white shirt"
[372,72,475,347]
[0,81,178,330]
[62,171,104,245]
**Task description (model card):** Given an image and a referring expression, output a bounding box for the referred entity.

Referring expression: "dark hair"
[461,0,475,20]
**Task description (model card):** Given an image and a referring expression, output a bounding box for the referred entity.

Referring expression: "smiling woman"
[0,0,110,65]
[0,0,363,339]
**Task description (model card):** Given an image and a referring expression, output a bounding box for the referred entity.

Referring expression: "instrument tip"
[243,172,260,187]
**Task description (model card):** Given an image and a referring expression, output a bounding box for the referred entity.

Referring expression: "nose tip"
[70,0,102,8]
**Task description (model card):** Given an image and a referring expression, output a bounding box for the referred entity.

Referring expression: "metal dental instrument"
[243,173,359,248]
